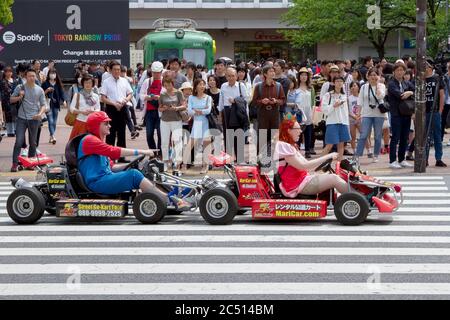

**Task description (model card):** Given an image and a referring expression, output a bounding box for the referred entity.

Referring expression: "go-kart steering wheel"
[124,154,145,171]
[314,158,333,172]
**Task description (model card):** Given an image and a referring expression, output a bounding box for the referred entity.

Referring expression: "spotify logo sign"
[3,31,16,44]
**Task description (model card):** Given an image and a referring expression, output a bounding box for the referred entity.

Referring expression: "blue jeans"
[390,115,411,163]
[47,107,59,136]
[426,112,443,161]
[12,118,40,165]
[356,117,384,157]
[88,169,145,195]
[145,110,161,151]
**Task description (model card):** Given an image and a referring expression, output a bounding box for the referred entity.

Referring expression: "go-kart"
[6,134,218,225]
[198,158,403,226]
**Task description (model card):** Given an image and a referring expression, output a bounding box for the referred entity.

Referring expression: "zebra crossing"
[0,176,450,299]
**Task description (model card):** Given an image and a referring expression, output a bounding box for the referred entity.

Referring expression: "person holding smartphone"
[321,76,351,161]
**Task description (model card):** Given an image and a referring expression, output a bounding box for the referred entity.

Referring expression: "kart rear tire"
[199,188,238,225]
[334,192,370,226]
[7,187,46,224]
[133,192,167,224]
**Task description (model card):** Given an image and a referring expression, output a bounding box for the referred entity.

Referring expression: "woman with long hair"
[274,116,348,198]
[183,78,212,173]
[321,76,351,161]
[297,68,316,158]
[41,68,66,144]
[354,68,387,162]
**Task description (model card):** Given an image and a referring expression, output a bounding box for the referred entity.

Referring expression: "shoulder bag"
[369,84,389,113]
[65,93,80,126]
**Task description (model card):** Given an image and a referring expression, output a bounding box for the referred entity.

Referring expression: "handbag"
[65,93,80,126]
[205,96,220,131]
[369,84,389,113]
[398,99,415,116]
[398,82,415,116]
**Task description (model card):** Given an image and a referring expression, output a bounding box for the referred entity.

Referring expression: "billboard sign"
[0,0,129,80]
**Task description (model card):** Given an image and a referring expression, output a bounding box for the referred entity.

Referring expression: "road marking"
[0,247,449,257]
[2,263,450,275]
[2,235,450,243]
[403,200,450,205]
[1,282,450,296]
[1,220,450,232]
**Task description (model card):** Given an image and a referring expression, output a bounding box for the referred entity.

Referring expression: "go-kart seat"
[65,134,111,196]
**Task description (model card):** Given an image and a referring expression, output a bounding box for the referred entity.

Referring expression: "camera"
[434,50,450,76]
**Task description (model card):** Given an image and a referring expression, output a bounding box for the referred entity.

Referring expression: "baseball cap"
[151,61,164,73]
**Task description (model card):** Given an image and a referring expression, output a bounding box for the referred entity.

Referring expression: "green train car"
[137,19,216,69]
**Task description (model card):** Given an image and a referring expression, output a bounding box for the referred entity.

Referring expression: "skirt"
[325,124,351,145]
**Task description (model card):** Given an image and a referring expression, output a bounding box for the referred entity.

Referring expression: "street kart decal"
[252,199,327,219]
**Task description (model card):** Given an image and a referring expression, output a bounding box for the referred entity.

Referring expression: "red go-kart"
[199,158,403,226]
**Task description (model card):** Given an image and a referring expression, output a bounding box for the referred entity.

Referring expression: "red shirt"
[147,79,162,111]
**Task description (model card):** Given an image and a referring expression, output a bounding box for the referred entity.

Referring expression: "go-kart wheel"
[199,188,238,225]
[133,192,167,224]
[314,158,333,172]
[7,187,46,224]
[334,192,370,226]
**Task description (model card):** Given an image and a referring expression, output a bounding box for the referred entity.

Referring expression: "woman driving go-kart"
[275,114,349,198]
[78,111,192,210]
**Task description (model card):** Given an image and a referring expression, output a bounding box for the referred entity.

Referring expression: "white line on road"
[1,235,450,243]
[1,282,450,296]
[0,247,449,257]
[2,220,450,232]
[1,263,450,275]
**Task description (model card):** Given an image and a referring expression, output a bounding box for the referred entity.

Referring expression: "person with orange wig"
[274,115,349,197]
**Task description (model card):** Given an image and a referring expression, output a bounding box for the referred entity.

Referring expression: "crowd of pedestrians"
[1,54,449,173]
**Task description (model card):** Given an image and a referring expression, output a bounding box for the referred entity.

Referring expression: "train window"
[183,49,206,66]
[154,49,179,61]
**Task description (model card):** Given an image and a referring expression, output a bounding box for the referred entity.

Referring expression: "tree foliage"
[281,0,450,58]
[0,0,14,26]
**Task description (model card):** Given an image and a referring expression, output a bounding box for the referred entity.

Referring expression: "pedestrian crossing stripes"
[0,175,449,299]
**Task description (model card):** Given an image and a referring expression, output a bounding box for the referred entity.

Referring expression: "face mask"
[49,74,56,80]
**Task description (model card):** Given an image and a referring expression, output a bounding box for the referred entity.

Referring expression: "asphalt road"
[0,175,450,300]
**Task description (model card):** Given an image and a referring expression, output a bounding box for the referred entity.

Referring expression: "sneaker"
[305,152,311,159]
[10,164,18,172]
[436,160,448,167]
[309,150,317,155]
[399,160,413,168]
[367,153,373,158]
[389,161,402,169]
[373,156,379,163]
[406,154,414,161]
[447,141,450,147]
[170,196,193,211]
[131,131,139,139]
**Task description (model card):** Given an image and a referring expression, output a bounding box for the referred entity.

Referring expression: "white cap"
[151,61,164,73]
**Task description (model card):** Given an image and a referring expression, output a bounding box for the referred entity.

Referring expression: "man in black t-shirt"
[424,59,447,167]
